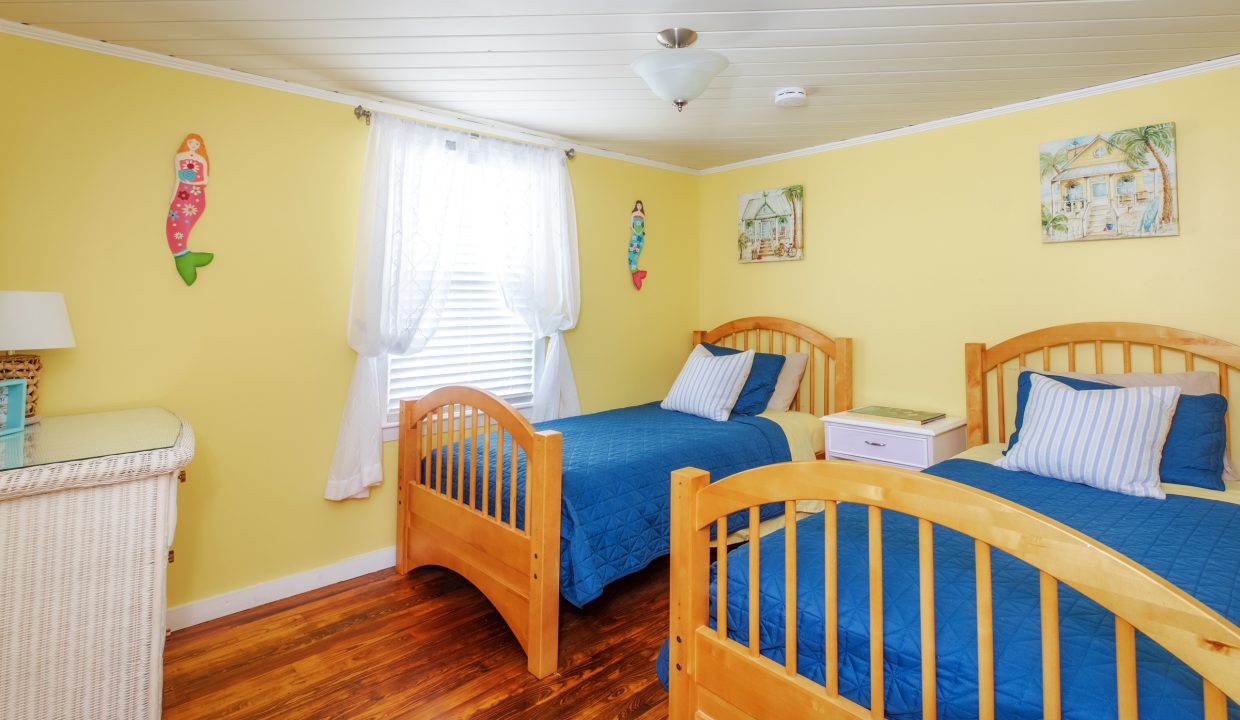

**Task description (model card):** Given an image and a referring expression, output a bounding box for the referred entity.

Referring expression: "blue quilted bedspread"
[656,458,1240,719]
[434,402,790,607]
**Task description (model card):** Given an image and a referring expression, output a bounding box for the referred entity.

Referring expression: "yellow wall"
[0,34,699,606]
[7,29,1239,609]
[568,154,699,411]
[698,66,1240,418]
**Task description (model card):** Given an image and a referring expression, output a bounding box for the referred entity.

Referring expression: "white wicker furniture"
[0,408,193,720]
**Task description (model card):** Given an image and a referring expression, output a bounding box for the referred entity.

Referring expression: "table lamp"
[0,291,76,422]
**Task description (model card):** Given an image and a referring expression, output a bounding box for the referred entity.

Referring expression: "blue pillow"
[702,343,785,416]
[1010,371,1228,491]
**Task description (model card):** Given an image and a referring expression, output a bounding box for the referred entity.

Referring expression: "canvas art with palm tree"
[738,185,804,262]
[1038,122,1178,243]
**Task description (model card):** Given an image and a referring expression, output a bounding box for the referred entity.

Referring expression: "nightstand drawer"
[826,424,931,468]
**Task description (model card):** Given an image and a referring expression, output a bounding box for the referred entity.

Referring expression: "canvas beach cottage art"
[1040,122,1178,243]
[738,185,803,262]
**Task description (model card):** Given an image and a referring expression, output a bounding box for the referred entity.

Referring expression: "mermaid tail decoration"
[174,251,214,286]
[629,201,646,290]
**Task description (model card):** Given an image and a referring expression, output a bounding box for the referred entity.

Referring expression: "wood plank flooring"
[163,559,671,719]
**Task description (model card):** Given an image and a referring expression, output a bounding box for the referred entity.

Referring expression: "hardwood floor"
[163,559,672,719]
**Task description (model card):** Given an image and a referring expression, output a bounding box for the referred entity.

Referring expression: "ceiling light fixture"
[631,28,728,112]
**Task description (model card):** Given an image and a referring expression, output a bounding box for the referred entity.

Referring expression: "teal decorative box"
[0,378,27,437]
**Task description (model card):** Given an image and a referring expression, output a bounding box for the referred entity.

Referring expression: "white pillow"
[1047,369,1219,395]
[662,347,755,421]
[765,351,809,412]
[1027,368,1235,481]
[996,374,1180,498]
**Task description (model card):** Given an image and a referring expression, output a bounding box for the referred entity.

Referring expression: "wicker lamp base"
[0,354,41,419]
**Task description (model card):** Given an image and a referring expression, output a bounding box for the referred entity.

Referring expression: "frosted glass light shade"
[631,48,728,107]
[0,292,76,351]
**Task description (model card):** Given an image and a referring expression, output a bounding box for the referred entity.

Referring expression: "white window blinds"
[385,244,536,423]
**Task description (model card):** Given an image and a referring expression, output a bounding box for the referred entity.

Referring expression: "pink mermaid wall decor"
[166,133,214,285]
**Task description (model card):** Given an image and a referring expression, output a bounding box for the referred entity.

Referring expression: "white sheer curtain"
[326,113,581,500]
[480,142,582,422]
[325,114,469,500]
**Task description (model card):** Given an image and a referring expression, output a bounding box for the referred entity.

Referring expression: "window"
[384,230,537,424]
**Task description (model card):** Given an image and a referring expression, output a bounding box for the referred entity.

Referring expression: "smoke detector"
[774,87,807,107]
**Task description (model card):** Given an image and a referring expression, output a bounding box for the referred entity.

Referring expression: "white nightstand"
[823,413,966,471]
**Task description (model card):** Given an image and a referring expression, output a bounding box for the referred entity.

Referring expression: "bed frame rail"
[668,460,1240,719]
[397,387,562,678]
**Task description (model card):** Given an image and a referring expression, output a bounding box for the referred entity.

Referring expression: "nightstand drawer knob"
[864,440,886,447]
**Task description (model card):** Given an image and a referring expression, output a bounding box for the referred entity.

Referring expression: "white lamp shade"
[631,48,728,104]
[0,292,76,351]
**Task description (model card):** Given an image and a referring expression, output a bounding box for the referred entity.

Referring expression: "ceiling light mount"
[632,27,728,113]
[655,27,698,49]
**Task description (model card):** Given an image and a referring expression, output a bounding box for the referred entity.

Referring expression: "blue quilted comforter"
[656,458,1240,719]
[436,402,790,607]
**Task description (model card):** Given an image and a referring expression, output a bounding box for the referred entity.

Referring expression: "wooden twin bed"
[396,316,852,678]
[668,322,1240,719]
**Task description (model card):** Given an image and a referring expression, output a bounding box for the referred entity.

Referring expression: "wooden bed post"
[669,467,710,720]
[396,399,419,575]
[965,342,988,448]
[526,429,563,679]
[834,337,853,412]
[691,329,705,346]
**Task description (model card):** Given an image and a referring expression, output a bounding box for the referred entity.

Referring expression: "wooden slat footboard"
[668,461,1240,719]
[395,316,851,679]
[397,387,562,678]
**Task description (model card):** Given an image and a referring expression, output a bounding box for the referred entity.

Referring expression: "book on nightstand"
[839,405,946,427]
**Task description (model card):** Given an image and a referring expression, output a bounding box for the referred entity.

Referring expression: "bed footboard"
[668,461,1240,719]
[397,387,562,678]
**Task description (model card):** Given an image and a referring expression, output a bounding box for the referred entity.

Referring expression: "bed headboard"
[965,322,1240,448]
[692,316,852,418]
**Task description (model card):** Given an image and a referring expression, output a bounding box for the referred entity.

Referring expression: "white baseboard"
[166,545,396,631]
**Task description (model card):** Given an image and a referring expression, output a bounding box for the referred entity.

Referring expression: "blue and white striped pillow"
[996,373,1180,498]
[661,346,755,422]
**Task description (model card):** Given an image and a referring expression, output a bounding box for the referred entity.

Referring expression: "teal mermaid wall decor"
[628,200,647,290]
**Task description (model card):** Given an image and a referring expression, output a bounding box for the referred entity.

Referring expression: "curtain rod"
[354,105,575,159]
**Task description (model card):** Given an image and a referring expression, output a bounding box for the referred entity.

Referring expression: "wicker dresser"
[0,408,193,720]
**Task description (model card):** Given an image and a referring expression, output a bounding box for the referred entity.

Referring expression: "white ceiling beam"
[0,0,1082,24]
[176,32,1240,71]
[25,15,1240,54]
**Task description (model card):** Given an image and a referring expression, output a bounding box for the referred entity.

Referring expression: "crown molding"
[700,52,1240,175]
[0,18,699,175]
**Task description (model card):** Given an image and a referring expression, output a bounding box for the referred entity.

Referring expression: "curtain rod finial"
[354,105,372,125]
[565,148,576,160]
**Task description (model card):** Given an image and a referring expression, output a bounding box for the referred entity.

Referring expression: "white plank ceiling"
[4,0,1239,169]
